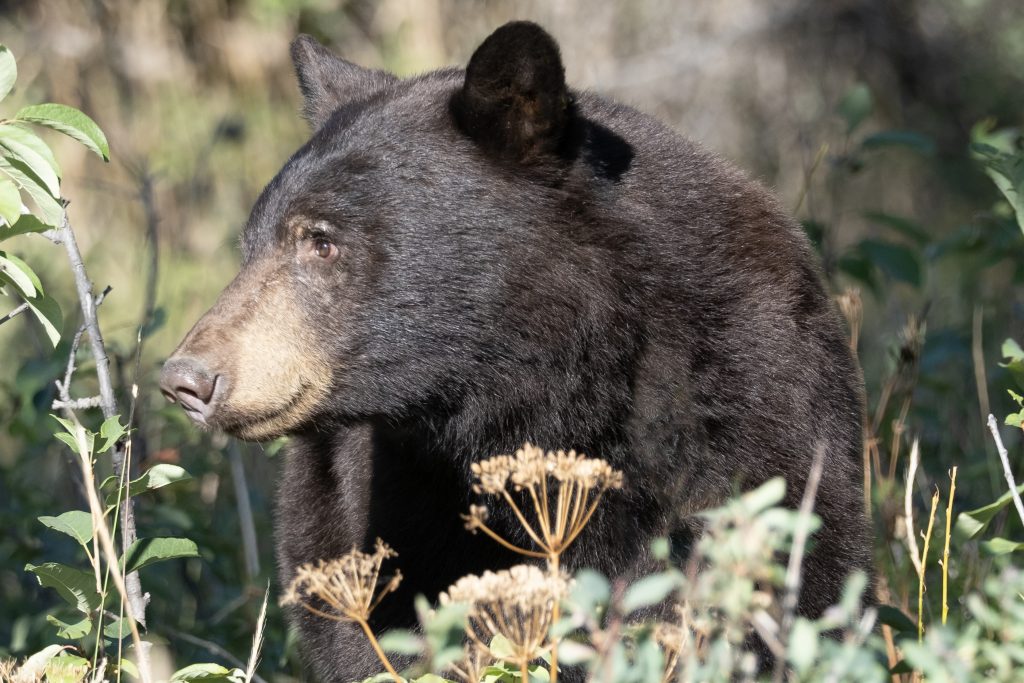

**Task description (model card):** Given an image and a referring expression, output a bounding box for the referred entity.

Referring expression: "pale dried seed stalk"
[446,644,490,683]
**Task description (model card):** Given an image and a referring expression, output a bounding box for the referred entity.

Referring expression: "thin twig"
[987,415,1024,529]
[0,301,28,325]
[772,443,826,683]
[55,209,147,626]
[904,440,923,577]
[53,396,104,410]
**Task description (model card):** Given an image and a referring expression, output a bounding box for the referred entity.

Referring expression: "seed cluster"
[281,538,402,623]
[464,443,624,563]
[441,564,570,666]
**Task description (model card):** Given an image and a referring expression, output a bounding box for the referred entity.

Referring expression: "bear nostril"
[159,358,221,423]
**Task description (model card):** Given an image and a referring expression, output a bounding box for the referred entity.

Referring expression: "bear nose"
[159,358,221,425]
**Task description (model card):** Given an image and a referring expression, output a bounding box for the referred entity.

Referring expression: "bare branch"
[987,414,1024,529]
[0,301,29,326]
[53,396,104,410]
[54,209,147,627]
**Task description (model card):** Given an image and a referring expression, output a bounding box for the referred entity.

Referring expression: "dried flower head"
[440,565,569,667]
[446,644,490,683]
[465,443,624,566]
[281,538,402,623]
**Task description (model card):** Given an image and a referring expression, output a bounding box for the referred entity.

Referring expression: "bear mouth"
[213,380,324,441]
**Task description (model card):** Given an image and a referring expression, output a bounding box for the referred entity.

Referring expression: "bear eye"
[312,238,337,260]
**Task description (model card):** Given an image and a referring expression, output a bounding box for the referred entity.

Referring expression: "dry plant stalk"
[917,489,940,642]
[941,467,957,626]
[654,607,689,683]
[904,440,923,578]
[440,565,569,683]
[60,417,151,683]
[281,540,403,682]
[446,645,489,683]
[463,443,623,683]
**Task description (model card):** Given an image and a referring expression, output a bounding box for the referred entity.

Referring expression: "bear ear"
[290,34,396,130]
[452,21,572,163]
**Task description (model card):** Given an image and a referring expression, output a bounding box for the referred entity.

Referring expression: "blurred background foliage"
[0,0,1022,679]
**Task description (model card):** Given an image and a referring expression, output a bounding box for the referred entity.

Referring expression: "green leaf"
[838,83,872,134]
[1001,339,1024,387]
[378,628,424,655]
[862,130,937,156]
[972,143,1024,235]
[569,569,610,615]
[0,249,41,297]
[25,562,101,614]
[0,177,20,226]
[38,510,93,547]
[556,640,596,666]
[955,482,1024,540]
[621,572,680,614]
[1004,338,1024,360]
[0,124,61,196]
[122,536,199,573]
[0,154,63,225]
[16,103,110,161]
[54,432,80,452]
[737,477,787,514]
[490,633,516,660]
[25,294,62,346]
[46,614,92,640]
[107,464,192,505]
[0,213,48,240]
[876,605,917,634]
[0,45,16,102]
[981,537,1024,555]
[98,415,127,453]
[18,645,68,681]
[46,653,91,683]
[116,658,139,679]
[170,663,244,682]
[103,616,129,641]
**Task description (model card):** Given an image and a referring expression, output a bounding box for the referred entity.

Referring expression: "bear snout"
[159,356,226,426]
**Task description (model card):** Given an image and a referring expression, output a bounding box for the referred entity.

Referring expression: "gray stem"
[55,210,148,628]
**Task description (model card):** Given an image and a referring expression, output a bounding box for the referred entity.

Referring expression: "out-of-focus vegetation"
[1,0,1023,681]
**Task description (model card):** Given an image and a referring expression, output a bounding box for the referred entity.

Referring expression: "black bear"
[160,21,870,681]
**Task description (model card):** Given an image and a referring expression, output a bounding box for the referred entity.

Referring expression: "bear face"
[161,20,870,681]
[161,25,631,442]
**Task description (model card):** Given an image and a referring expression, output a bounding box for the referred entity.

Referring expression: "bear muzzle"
[159,356,227,426]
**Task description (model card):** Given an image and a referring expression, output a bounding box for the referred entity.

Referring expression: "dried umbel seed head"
[281,538,402,623]
[470,444,624,494]
[465,444,624,563]
[440,565,570,665]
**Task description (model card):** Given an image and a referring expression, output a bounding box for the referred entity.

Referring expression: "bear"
[159,21,871,681]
